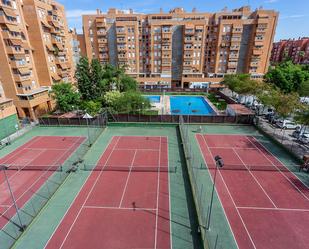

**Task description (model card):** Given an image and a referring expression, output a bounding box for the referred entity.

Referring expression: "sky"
[58,0,309,41]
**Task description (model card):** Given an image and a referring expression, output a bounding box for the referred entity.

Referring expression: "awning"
[10,39,23,46]
[54,42,63,50]
[50,20,60,27]
[13,54,26,59]
[2,8,17,17]
[5,24,20,32]
[41,19,51,28]
[51,74,61,81]
[58,63,68,69]
[22,42,33,51]
[18,67,30,74]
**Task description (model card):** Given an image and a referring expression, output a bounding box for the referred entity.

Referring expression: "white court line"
[113,148,160,152]
[246,136,309,201]
[118,150,137,208]
[58,136,121,249]
[43,136,114,249]
[236,206,309,212]
[202,135,257,249]
[83,205,157,211]
[232,148,277,208]
[154,136,161,249]
[208,146,257,150]
[0,136,83,220]
[166,136,173,249]
[196,135,238,247]
[0,204,11,208]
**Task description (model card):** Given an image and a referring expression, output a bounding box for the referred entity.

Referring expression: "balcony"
[10,60,28,69]
[250,61,259,67]
[228,62,237,68]
[0,15,16,25]
[229,53,239,59]
[14,73,30,82]
[116,28,125,34]
[6,46,24,55]
[253,49,263,55]
[185,29,195,35]
[97,30,106,36]
[98,38,108,43]
[184,37,193,43]
[51,38,64,50]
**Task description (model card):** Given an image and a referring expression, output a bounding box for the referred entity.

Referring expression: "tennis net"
[204,163,301,172]
[1,164,63,172]
[82,164,177,173]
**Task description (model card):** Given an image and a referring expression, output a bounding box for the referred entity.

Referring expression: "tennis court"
[197,134,309,249]
[0,136,85,230]
[45,135,171,249]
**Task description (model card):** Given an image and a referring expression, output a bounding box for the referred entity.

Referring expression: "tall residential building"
[0,77,18,139]
[271,37,309,65]
[23,0,74,84]
[82,6,278,88]
[0,0,73,120]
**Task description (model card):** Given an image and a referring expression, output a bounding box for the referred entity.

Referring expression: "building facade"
[271,37,309,65]
[82,6,278,88]
[0,78,18,140]
[0,0,74,120]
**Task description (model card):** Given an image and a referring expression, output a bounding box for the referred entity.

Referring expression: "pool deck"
[163,95,171,114]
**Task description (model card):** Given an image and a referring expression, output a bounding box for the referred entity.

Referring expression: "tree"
[298,80,309,97]
[265,60,309,94]
[119,75,138,92]
[51,82,80,112]
[272,91,301,118]
[90,59,104,99]
[80,100,101,116]
[75,57,93,100]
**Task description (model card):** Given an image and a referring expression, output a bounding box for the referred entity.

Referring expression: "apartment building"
[0,0,73,120]
[23,0,74,84]
[82,6,278,88]
[271,37,309,65]
[0,77,18,139]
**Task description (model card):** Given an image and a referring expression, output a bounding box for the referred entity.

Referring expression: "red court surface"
[196,134,309,249]
[0,136,85,230]
[45,136,171,249]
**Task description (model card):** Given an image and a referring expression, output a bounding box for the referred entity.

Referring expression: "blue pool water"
[170,96,215,115]
[144,95,161,103]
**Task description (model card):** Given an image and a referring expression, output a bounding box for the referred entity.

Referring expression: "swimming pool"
[169,96,215,115]
[144,95,161,103]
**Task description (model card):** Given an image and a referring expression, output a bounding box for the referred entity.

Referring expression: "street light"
[83,113,93,147]
[206,155,224,230]
[0,165,26,231]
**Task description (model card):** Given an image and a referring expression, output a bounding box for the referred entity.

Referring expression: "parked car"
[275,120,300,130]
[268,114,280,124]
[292,127,307,138]
[299,133,309,144]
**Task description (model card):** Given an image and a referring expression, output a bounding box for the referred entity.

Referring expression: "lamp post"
[0,165,26,231]
[206,155,224,230]
[83,113,93,147]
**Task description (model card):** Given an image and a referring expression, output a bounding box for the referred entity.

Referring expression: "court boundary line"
[232,148,277,208]
[236,206,309,212]
[0,136,84,222]
[195,134,239,248]
[43,136,114,249]
[201,135,257,249]
[246,136,309,201]
[58,136,121,249]
[118,150,137,208]
[154,136,161,249]
[83,205,157,211]
[166,136,173,249]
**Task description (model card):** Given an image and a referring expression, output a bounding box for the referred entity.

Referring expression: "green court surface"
[2,123,307,249]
